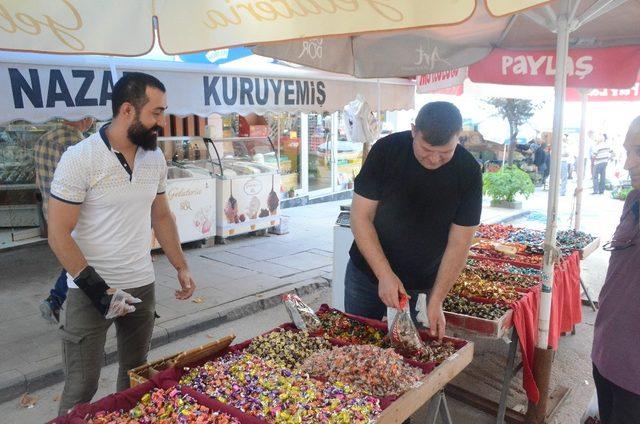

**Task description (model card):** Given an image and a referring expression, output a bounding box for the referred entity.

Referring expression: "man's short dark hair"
[112,72,166,117]
[414,101,462,146]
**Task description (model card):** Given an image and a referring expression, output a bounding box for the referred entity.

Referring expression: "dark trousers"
[593,363,640,424]
[593,162,608,194]
[50,269,68,307]
[344,260,428,324]
[58,283,156,416]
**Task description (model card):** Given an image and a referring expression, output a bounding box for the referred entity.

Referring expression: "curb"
[0,278,330,404]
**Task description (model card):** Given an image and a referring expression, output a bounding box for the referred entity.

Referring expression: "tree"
[486,98,541,166]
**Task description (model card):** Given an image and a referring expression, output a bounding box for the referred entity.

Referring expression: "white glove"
[105,289,142,319]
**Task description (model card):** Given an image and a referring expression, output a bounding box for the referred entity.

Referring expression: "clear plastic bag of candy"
[282,293,322,332]
[389,294,426,356]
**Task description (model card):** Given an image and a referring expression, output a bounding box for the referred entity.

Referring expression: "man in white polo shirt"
[48,72,197,415]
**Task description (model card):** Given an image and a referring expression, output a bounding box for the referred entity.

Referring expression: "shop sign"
[469,46,640,89]
[0,61,414,123]
[416,67,467,93]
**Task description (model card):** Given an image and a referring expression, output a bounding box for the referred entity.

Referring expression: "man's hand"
[378,272,409,309]
[105,289,142,319]
[175,268,196,300]
[427,297,446,341]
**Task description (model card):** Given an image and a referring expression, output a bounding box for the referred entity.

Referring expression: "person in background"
[591,116,640,423]
[35,118,94,323]
[543,143,551,190]
[345,101,482,340]
[591,134,613,194]
[533,141,547,186]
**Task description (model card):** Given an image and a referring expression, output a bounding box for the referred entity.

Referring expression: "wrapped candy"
[317,309,387,346]
[86,386,240,423]
[282,293,322,332]
[246,328,331,369]
[180,352,381,423]
[301,345,424,397]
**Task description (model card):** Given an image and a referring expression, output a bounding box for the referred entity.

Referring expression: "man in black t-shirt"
[346,101,482,340]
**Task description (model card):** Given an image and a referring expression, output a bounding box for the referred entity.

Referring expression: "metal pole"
[574,90,589,231]
[538,15,570,349]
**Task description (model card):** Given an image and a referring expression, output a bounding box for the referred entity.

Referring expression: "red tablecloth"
[510,251,582,404]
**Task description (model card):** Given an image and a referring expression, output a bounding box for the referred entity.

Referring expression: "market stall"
[53,299,475,424]
[436,223,596,422]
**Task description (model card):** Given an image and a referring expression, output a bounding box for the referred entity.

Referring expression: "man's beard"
[128,119,162,151]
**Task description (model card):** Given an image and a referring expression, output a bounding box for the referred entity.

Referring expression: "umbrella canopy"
[0,0,549,56]
[254,0,640,77]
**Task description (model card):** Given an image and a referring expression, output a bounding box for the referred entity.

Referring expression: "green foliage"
[483,166,535,203]
[611,186,633,200]
[485,98,542,165]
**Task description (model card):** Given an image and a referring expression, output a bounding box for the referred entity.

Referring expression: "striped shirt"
[34,125,84,220]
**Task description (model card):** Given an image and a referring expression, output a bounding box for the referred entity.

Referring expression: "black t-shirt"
[349,130,483,291]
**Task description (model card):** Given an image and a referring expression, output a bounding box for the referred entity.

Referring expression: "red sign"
[469,46,640,89]
[566,81,640,102]
[417,68,467,93]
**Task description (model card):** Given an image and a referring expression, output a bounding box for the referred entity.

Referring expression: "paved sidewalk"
[0,197,528,402]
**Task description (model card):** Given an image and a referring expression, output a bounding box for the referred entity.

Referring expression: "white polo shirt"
[50,125,167,290]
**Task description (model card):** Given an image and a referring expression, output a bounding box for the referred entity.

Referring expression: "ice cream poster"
[217,174,281,237]
[151,178,216,249]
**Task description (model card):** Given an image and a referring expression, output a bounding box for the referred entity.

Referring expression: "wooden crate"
[445,309,514,339]
[128,334,235,388]
[580,237,600,260]
[376,341,475,423]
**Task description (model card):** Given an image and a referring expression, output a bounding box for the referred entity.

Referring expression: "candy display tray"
[445,308,514,339]
[57,314,474,424]
[128,334,235,388]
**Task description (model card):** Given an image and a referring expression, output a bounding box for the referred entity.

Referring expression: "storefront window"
[0,120,59,245]
[307,113,332,193]
[335,112,363,191]
[267,113,302,198]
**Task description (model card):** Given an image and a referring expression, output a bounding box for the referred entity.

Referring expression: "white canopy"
[0,52,414,123]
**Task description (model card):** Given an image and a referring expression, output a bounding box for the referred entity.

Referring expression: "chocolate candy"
[468,266,539,290]
[443,294,510,320]
[301,345,424,397]
[452,271,522,304]
[246,328,331,369]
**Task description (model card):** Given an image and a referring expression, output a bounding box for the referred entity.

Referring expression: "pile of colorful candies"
[479,224,596,257]
[86,386,240,424]
[506,228,545,246]
[466,258,541,276]
[317,309,387,347]
[180,352,381,423]
[557,229,596,253]
[443,294,510,320]
[472,249,543,266]
[468,266,539,290]
[475,224,517,240]
[411,341,457,364]
[301,345,424,397]
[452,271,521,304]
[246,328,331,369]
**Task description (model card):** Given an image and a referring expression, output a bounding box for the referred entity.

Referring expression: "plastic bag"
[580,390,600,424]
[282,293,322,332]
[389,294,426,356]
